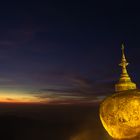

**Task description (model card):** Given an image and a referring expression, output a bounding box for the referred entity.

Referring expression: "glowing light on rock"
[100,44,140,139]
[100,90,140,139]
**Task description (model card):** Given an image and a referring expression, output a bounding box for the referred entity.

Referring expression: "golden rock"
[99,44,140,139]
[100,90,140,139]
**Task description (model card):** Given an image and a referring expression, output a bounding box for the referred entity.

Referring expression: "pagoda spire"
[119,44,129,78]
[115,44,136,92]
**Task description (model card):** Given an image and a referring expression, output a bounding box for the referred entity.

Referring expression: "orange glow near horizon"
[0,90,48,104]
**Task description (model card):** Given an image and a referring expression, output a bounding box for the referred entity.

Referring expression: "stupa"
[99,44,140,139]
[115,44,136,92]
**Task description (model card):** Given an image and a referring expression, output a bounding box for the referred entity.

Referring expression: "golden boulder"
[100,90,140,139]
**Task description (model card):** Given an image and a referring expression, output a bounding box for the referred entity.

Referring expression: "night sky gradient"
[0,1,140,104]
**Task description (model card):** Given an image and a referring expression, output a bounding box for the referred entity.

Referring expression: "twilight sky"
[0,1,140,103]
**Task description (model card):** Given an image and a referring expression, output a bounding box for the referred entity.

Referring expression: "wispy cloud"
[30,74,115,104]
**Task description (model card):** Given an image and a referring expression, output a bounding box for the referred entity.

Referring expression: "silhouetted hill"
[0,103,106,140]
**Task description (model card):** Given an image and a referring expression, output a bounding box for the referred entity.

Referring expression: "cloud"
[30,74,115,104]
[0,77,22,88]
[68,75,94,87]
[5,98,15,101]
[34,90,106,104]
[24,73,114,104]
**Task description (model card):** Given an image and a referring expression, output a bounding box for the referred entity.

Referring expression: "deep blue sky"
[0,1,140,103]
